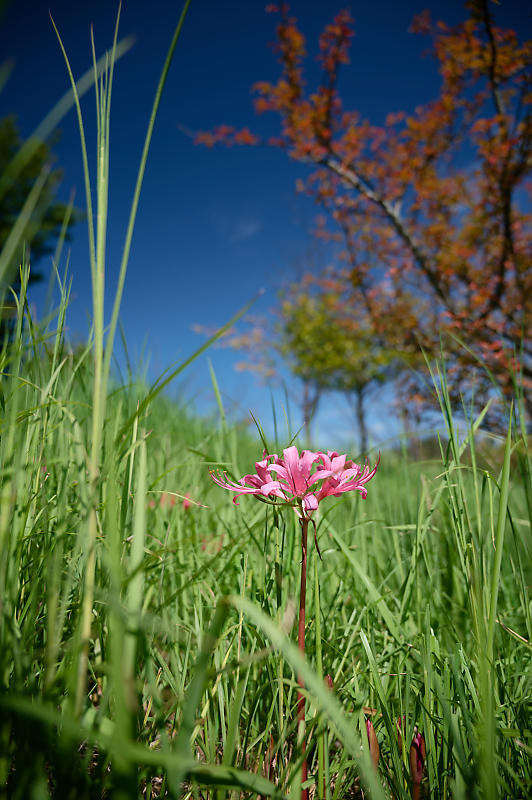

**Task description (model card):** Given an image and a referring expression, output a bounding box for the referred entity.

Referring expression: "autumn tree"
[204,272,408,448]
[276,275,406,450]
[197,0,532,427]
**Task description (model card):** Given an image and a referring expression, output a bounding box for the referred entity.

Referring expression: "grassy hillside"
[0,291,530,799]
[1,9,530,795]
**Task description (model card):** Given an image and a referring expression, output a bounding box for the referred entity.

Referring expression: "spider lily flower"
[210,445,378,520]
[314,450,379,502]
[212,449,378,800]
[210,453,288,503]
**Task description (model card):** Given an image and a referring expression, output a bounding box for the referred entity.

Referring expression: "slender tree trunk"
[353,386,368,454]
[297,518,309,800]
[303,382,312,442]
[302,381,321,445]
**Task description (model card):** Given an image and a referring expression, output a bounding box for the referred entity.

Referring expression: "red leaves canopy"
[196,0,532,423]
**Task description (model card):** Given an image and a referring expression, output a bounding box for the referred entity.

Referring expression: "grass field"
[0,275,530,798]
[0,8,531,797]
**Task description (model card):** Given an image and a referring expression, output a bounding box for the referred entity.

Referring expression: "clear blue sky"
[1,0,530,450]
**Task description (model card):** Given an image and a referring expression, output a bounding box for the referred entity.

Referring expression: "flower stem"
[298,517,309,800]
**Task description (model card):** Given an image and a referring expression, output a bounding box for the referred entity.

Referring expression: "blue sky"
[1,0,531,450]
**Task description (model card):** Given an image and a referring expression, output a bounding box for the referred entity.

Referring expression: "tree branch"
[322,155,452,310]
[478,0,507,118]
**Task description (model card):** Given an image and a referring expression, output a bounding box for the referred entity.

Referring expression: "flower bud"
[366,718,380,770]
[396,716,405,754]
[410,727,426,785]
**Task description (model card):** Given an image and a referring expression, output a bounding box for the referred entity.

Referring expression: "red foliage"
[196,1,532,423]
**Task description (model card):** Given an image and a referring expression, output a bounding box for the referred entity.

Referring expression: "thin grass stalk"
[314,556,329,800]
[74,61,111,712]
[44,189,75,319]
[297,517,309,800]
[50,10,109,712]
[49,19,97,281]
[479,414,512,800]
[52,1,192,715]
[0,266,28,636]
[360,630,406,799]
[231,596,386,800]
[486,414,512,656]
[124,435,147,698]
[173,601,230,795]
[74,20,122,717]
[101,0,192,399]
[0,164,52,285]
[0,36,133,208]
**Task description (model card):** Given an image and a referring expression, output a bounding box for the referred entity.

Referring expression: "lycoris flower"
[211,444,378,800]
[210,445,378,520]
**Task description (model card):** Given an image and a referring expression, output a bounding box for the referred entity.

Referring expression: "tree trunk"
[353,386,368,454]
[302,381,320,444]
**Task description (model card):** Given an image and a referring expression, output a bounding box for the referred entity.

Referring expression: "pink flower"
[210,445,378,519]
[314,451,379,502]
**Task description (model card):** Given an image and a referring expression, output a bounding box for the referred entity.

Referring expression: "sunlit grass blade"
[0,36,134,204]
[329,524,402,643]
[102,0,192,397]
[229,595,388,800]
[0,164,50,285]
[478,412,513,800]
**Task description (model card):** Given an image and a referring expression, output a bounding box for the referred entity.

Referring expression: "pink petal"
[299,448,320,475]
[307,467,336,487]
[258,480,285,498]
[282,446,320,494]
[330,453,347,472]
[316,452,332,470]
[303,493,318,513]
[281,446,304,493]
[210,471,244,491]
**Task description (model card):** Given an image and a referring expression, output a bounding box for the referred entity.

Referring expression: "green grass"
[0,289,530,798]
[0,7,531,798]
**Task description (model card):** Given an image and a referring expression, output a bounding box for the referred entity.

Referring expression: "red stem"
[297,517,309,800]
